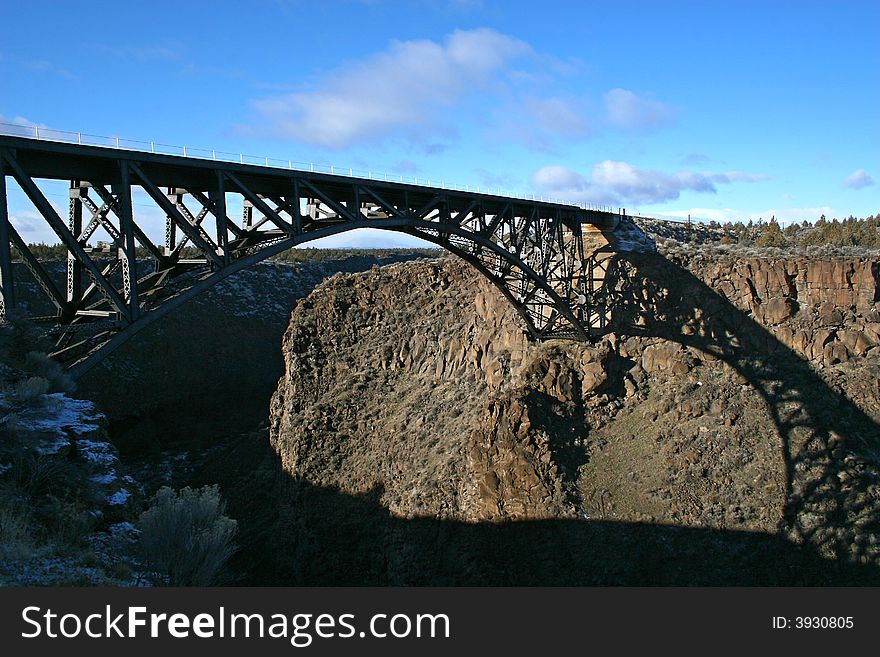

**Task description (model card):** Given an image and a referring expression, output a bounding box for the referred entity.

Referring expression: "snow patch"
[108,489,131,506]
[90,471,117,485]
[109,521,140,537]
[76,439,118,467]
[613,219,657,253]
[33,437,70,456]
[3,393,105,443]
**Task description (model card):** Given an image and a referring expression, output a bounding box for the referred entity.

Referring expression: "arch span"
[63,218,590,378]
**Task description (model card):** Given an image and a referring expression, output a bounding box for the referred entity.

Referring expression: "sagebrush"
[138,485,238,586]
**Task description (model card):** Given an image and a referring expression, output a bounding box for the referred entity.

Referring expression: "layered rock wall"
[678,255,880,364]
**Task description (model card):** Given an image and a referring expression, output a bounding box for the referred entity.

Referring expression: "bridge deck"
[0,135,617,229]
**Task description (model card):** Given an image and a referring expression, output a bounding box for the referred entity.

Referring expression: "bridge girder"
[0,136,624,377]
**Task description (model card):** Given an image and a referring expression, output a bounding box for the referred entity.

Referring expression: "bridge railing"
[0,121,626,213]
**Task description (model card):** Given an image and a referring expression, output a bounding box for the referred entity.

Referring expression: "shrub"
[0,313,48,367]
[23,352,75,394]
[13,377,50,404]
[138,485,238,586]
[8,451,66,496]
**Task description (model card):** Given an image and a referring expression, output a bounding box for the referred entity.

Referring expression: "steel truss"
[0,136,623,377]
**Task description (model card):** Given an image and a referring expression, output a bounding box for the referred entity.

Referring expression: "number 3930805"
[795,617,853,629]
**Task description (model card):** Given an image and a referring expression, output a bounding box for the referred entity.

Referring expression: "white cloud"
[532,165,590,191]
[681,153,710,165]
[250,28,531,148]
[603,88,674,131]
[9,210,43,236]
[529,165,617,205]
[9,207,66,245]
[843,169,874,189]
[592,161,767,203]
[476,168,516,189]
[248,33,683,151]
[487,94,592,152]
[23,59,76,80]
[592,161,708,203]
[531,161,767,205]
[0,114,47,133]
[706,171,769,184]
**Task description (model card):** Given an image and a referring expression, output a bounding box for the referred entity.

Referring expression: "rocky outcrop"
[678,254,880,365]
[268,252,880,577]
[269,260,598,521]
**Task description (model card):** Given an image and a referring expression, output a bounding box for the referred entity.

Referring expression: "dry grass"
[0,501,35,562]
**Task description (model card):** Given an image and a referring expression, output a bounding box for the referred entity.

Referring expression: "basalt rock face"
[269,259,603,522]
[269,254,880,581]
[678,254,880,365]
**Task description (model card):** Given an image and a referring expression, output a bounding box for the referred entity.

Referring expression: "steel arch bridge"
[0,135,643,378]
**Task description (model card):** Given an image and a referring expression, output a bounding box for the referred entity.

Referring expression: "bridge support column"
[290,178,303,234]
[115,162,139,321]
[211,171,229,264]
[65,181,84,320]
[0,161,14,319]
[164,186,176,255]
[242,200,253,230]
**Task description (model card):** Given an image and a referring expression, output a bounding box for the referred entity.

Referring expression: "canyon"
[8,240,878,585]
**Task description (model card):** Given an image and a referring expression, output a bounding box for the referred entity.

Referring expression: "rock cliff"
[678,253,880,364]
[269,259,579,522]
[268,252,880,579]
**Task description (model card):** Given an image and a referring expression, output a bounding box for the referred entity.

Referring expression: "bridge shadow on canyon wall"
[604,252,880,567]
[202,252,880,586]
[213,442,880,586]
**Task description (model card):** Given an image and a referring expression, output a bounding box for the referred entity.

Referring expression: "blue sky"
[1,0,878,247]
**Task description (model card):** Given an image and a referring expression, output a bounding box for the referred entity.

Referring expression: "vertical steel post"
[116,162,139,321]
[0,158,14,319]
[291,177,303,235]
[164,186,177,255]
[243,201,253,230]
[65,181,84,319]
[211,171,229,264]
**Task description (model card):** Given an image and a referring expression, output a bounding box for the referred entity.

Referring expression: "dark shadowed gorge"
[60,242,880,585]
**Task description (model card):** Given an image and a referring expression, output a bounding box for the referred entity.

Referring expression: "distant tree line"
[709,213,880,248]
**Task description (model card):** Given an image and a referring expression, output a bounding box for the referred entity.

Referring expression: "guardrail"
[0,121,623,213]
